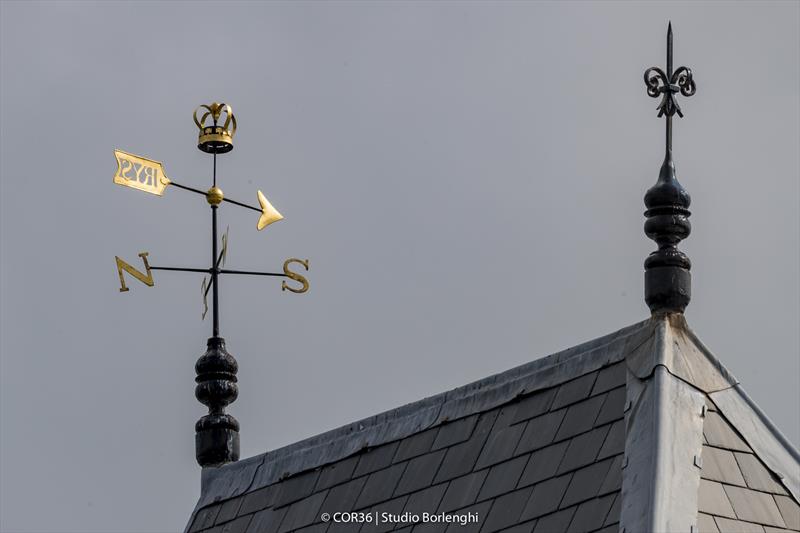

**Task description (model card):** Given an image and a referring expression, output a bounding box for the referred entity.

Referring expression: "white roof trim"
[621,365,706,533]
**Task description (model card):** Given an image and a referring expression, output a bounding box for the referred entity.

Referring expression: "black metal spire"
[195,111,240,467]
[642,22,697,314]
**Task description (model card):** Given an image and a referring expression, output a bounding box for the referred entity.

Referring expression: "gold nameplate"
[113,149,171,196]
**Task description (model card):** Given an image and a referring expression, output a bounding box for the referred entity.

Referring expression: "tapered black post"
[642,23,697,314]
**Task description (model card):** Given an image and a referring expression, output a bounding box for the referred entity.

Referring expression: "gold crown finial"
[193,102,237,154]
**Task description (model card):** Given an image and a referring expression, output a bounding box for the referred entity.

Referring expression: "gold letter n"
[115,252,154,292]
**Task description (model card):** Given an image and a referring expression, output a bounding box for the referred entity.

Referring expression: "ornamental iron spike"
[642,23,696,314]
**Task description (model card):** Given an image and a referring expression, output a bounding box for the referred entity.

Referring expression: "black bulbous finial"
[195,336,240,466]
[642,23,696,314]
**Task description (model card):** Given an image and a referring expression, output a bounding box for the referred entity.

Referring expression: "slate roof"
[186,315,800,533]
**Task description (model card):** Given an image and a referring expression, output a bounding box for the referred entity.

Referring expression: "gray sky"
[1,1,798,532]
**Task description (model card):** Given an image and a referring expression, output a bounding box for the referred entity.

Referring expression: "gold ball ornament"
[206,186,224,206]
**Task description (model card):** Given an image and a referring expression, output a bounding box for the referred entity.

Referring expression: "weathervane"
[642,23,696,314]
[113,102,310,467]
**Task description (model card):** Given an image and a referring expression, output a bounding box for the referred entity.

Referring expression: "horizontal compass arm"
[150,266,211,274]
[219,269,286,277]
[169,180,261,212]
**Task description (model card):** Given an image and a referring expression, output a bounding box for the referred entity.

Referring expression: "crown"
[193,102,237,154]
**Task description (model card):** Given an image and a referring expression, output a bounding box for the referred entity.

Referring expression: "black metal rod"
[665,23,673,154]
[219,269,287,277]
[223,197,262,213]
[211,154,220,337]
[150,266,211,273]
[170,181,207,197]
[171,180,261,213]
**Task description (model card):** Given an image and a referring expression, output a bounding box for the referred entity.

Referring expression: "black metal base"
[645,266,691,314]
[195,337,240,467]
[196,414,240,467]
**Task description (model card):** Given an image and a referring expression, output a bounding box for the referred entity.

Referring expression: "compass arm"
[150,266,212,273]
[222,196,262,213]
[169,180,262,212]
[219,269,286,277]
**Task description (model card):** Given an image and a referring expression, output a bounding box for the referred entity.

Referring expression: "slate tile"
[594,387,625,427]
[596,420,624,461]
[475,424,526,470]
[412,522,448,533]
[246,506,288,533]
[216,497,245,525]
[518,441,569,487]
[240,485,278,515]
[516,410,566,455]
[591,363,626,396]
[395,429,439,463]
[703,412,750,452]
[551,373,598,410]
[697,479,736,519]
[712,517,766,533]
[511,389,557,425]
[355,442,401,477]
[404,483,448,515]
[697,513,720,533]
[723,485,786,528]
[481,487,535,533]
[442,500,492,533]
[520,473,573,520]
[554,395,606,442]
[734,453,788,495]
[294,523,329,533]
[191,504,222,532]
[395,449,447,495]
[531,508,576,533]
[598,455,623,495]
[496,520,537,533]
[355,463,407,509]
[438,470,488,512]
[274,471,321,508]
[478,455,529,501]
[603,493,620,526]
[774,495,800,530]
[701,446,747,486]
[219,515,253,533]
[763,527,795,533]
[565,493,616,533]
[557,425,611,474]
[495,404,522,430]
[294,524,330,533]
[433,412,497,483]
[432,415,478,450]
[593,526,619,533]
[316,456,359,491]
[560,458,615,508]
[278,490,329,533]
[363,496,410,533]
[321,477,367,514]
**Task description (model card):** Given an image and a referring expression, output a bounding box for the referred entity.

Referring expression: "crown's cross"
[113,103,310,467]
[642,23,697,314]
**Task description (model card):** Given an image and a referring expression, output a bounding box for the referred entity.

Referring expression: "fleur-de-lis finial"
[643,22,696,118]
[642,22,698,315]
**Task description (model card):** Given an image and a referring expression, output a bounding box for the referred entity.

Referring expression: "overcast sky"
[1,2,798,532]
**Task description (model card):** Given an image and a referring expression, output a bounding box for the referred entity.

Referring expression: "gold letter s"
[281,258,309,294]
